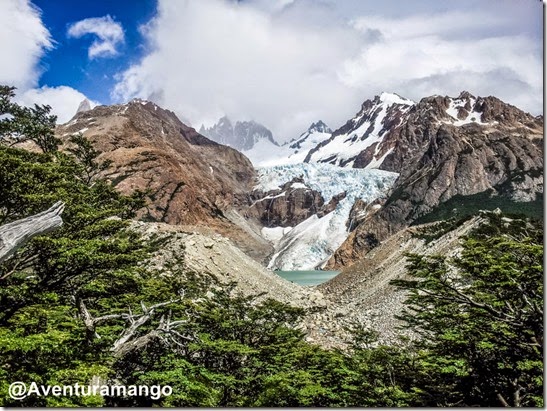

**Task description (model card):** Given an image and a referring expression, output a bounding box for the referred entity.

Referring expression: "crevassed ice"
[256,163,398,271]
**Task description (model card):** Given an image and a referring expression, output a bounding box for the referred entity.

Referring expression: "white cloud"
[67,15,124,59]
[17,85,96,124]
[0,0,52,89]
[113,0,365,140]
[0,1,96,124]
[342,12,543,114]
[112,0,542,141]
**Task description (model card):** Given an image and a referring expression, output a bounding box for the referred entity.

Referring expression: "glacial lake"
[275,270,340,286]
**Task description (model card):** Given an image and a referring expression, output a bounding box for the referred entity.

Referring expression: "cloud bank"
[112,0,542,141]
[67,15,125,59]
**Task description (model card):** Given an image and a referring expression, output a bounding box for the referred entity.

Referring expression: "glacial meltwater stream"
[275,270,340,286]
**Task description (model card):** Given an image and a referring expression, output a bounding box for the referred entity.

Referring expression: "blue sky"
[0,0,542,138]
[33,0,157,103]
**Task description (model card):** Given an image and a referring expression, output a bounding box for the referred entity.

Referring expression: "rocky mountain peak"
[76,98,92,114]
[287,121,332,152]
[323,91,543,269]
[307,120,332,134]
[412,92,542,130]
[200,116,278,151]
[56,100,269,259]
[457,90,475,100]
[305,92,415,167]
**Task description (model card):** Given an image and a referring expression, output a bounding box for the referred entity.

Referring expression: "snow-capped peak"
[378,92,415,106]
[306,93,415,168]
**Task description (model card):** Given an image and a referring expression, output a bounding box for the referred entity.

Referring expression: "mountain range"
[62,91,542,273]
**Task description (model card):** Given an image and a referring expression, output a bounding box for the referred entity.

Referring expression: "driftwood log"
[0,201,65,263]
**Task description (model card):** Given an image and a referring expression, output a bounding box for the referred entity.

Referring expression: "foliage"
[0,86,59,153]
[392,214,543,406]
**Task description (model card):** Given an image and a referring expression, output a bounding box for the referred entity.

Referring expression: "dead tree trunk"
[0,201,65,263]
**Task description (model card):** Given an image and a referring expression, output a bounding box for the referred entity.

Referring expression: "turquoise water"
[275,270,340,286]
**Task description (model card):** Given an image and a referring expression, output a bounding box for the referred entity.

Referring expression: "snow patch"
[243,130,331,167]
[251,191,286,207]
[379,92,414,106]
[365,147,394,169]
[445,97,495,126]
[73,127,88,134]
[290,182,308,190]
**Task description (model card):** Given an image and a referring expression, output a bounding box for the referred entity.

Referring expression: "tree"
[0,86,59,153]
[392,213,543,406]
[0,86,149,406]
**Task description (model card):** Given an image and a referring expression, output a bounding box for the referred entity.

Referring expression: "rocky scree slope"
[131,220,327,309]
[321,92,543,268]
[57,99,272,260]
[303,214,484,348]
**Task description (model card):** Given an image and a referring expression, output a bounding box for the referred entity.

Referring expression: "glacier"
[255,163,398,271]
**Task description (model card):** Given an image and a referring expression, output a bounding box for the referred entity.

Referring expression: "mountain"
[244,120,333,167]
[322,91,543,268]
[75,98,92,114]
[281,120,333,164]
[199,116,278,151]
[55,93,543,273]
[56,99,272,261]
[305,93,414,168]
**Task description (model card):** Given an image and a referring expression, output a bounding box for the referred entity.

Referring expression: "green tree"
[392,215,543,406]
[0,86,149,406]
[0,86,59,153]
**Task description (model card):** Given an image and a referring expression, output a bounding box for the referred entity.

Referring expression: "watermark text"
[9,382,172,401]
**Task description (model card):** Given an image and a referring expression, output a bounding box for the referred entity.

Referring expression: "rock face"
[289,121,332,150]
[199,116,279,151]
[75,99,92,114]
[56,99,271,261]
[246,177,346,228]
[324,92,543,268]
[247,178,324,227]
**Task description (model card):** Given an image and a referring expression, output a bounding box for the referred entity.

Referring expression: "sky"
[0,0,543,141]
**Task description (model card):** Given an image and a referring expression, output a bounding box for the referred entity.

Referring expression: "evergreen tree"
[392,214,543,406]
